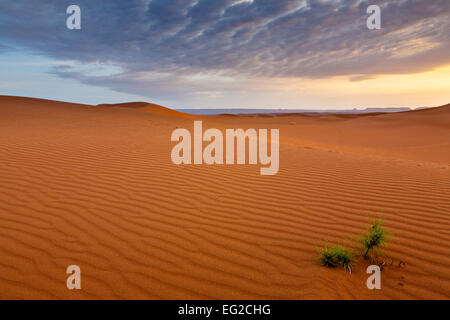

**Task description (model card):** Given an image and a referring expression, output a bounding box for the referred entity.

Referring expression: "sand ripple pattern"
[0,97,449,299]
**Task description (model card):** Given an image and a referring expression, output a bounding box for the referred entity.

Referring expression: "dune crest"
[96,100,194,119]
[97,102,151,109]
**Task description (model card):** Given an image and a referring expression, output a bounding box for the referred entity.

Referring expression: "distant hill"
[176,107,412,115]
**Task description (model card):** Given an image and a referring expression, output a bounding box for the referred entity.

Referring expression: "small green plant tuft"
[317,217,393,273]
[357,218,392,260]
[334,245,355,272]
[317,245,337,268]
[317,245,355,272]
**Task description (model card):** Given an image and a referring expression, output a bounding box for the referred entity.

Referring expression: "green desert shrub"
[317,218,393,273]
[357,218,392,260]
[317,245,337,268]
[317,245,355,272]
[334,245,355,271]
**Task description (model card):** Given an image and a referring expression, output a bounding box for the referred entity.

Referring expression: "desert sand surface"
[0,95,449,299]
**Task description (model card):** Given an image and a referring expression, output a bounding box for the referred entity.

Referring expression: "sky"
[0,0,449,109]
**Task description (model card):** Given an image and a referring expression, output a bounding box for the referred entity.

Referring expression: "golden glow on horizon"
[264,65,450,109]
[330,65,450,93]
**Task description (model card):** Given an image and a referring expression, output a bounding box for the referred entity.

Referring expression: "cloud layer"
[1,0,449,106]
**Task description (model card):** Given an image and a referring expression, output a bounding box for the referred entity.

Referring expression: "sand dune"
[98,101,195,119]
[97,102,152,109]
[0,95,449,299]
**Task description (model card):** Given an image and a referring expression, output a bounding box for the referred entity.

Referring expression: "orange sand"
[0,95,449,299]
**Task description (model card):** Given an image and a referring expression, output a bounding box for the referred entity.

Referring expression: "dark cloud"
[1,0,449,100]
